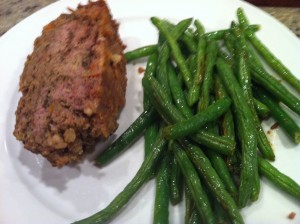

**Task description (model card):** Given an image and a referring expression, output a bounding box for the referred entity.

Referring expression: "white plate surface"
[0,0,300,223]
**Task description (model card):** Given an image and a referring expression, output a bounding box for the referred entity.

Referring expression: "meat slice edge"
[13,0,127,167]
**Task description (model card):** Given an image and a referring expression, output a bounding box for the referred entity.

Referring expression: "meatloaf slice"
[13,0,127,167]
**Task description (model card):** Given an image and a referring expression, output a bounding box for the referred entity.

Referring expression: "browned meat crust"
[13,0,127,167]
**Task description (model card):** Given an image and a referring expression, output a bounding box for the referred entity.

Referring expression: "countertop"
[0,0,300,37]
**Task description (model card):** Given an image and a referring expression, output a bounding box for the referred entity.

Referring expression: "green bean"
[187,27,196,37]
[143,53,159,110]
[185,186,194,224]
[142,75,184,124]
[214,75,235,140]
[216,57,258,208]
[253,98,271,119]
[249,34,300,93]
[180,140,244,224]
[240,67,274,161]
[248,24,261,32]
[78,11,300,224]
[236,8,250,30]
[162,19,194,38]
[206,150,238,201]
[186,54,198,79]
[231,22,263,68]
[171,142,215,224]
[198,40,218,111]
[144,122,159,158]
[194,19,205,38]
[187,25,207,107]
[214,76,241,186]
[233,44,262,200]
[249,61,300,116]
[218,50,235,70]
[201,94,236,162]
[194,19,206,45]
[220,109,235,141]
[204,96,219,133]
[95,107,157,166]
[205,29,227,41]
[232,25,274,162]
[205,25,260,41]
[190,131,235,156]
[156,42,171,97]
[151,17,193,89]
[125,45,157,63]
[176,69,185,88]
[143,52,159,159]
[162,19,197,53]
[181,31,198,54]
[238,8,300,93]
[214,69,228,102]
[73,132,167,224]
[258,156,300,200]
[224,31,236,55]
[254,86,300,144]
[154,153,170,224]
[142,75,236,155]
[189,209,202,224]
[225,150,242,176]
[167,63,194,118]
[251,164,260,202]
[163,98,232,140]
[169,147,183,205]
[156,18,194,96]
[213,198,231,224]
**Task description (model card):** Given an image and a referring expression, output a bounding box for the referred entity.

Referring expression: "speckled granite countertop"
[0,0,300,37]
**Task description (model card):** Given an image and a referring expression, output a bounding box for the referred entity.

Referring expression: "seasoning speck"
[287,212,296,220]
[270,122,279,130]
[138,67,145,74]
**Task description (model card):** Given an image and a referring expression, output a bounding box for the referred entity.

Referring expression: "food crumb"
[138,67,145,74]
[288,212,296,220]
[270,122,279,130]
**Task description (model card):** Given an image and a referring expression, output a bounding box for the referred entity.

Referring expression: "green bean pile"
[73,8,300,224]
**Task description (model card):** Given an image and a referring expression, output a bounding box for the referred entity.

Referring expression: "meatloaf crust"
[13,0,127,167]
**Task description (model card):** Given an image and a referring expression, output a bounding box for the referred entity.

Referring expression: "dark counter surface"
[1,0,299,37]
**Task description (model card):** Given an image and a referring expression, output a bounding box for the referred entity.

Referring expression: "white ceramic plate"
[1,0,300,223]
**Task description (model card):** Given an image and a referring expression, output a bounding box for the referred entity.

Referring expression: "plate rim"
[0,0,300,223]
